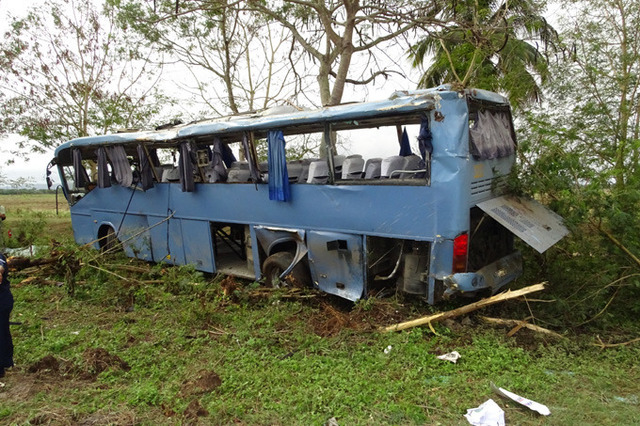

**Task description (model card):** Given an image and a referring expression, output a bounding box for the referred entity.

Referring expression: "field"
[0,193,639,425]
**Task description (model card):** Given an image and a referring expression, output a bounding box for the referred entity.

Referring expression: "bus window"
[333,122,427,183]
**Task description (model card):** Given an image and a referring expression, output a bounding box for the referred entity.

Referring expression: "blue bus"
[49,86,566,303]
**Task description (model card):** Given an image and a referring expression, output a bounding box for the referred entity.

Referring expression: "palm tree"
[410,0,557,109]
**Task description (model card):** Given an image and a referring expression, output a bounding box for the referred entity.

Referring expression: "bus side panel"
[180,219,215,273]
[70,211,95,246]
[167,218,186,266]
[307,231,365,301]
[147,215,170,265]
[119,214,153,261]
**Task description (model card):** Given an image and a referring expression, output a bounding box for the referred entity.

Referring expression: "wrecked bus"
[49,86,567,303]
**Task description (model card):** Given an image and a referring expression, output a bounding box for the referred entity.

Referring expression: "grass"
[0,192,639,424]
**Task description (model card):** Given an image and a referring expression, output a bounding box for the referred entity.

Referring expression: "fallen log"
[381,282,547,333]
[7,256,58,271]
[479,316,565,339]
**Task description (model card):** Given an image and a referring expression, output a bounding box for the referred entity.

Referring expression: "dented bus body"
[50,86,567,303]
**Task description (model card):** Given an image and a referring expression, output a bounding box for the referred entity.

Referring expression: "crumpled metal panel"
[477,195,568,253]
[307,231,365,301]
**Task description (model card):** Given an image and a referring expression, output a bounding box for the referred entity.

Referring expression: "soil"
[180,369,222,397]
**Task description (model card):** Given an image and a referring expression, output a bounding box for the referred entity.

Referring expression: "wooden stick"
[380,282,547,333]
[480,316,565,339]
[593,335,640,348]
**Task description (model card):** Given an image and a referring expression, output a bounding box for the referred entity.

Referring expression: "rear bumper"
[444,251,522,297]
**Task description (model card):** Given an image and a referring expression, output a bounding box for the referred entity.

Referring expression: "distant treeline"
[0,188,53,195]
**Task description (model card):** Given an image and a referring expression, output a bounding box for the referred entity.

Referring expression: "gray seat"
[364,158,382,179]
[342,156,365,179]
[398,154,423,178]
[161,167,180,182]
[307,160,329,184]
[381,155,405,178]
[227,161,251,182]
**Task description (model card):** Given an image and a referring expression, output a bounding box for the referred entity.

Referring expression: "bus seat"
[341,156,365,179]
[287,160,307,183]
[307,160,329,184]
[297,162,310,183]
[381,155,405,178]
[400,154,422,178]
[364,158,382,179]
[227,161,251,182]
[161,167,180,182]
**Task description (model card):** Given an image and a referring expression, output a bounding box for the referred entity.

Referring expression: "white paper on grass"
[491,383,551,416]
[437,351,461,363]
[464,399,505,426]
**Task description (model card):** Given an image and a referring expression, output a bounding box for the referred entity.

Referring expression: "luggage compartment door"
[307,231,365,301]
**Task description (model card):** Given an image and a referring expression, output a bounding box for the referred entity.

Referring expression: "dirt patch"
[82,348,130,377]
[183,399,209,420]
[27,354,61,374]
[307,296,410,337]
[220,276,240,297]
[180,370,222,396]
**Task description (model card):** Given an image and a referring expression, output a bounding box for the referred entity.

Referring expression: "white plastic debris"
[383,345,393,354]
[464,399,505,426]
[491,383,551,416]
[437,351,461,363]
[325,417,339,426]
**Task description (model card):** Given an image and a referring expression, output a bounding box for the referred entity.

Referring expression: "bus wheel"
[101,227,122,253]
[262,252,311,288]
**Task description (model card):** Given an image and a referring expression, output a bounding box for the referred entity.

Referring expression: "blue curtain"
[179,142,196,192]
[96,147,111,188]
[137,145,154,190]
[267,130,291,201]
[399,127,412,156]
[417,115,433,161]
[72,149,90,189]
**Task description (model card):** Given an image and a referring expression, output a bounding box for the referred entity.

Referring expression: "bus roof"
[54,86,508,158]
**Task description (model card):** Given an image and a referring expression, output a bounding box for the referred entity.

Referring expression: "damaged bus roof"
[54,85,509,158]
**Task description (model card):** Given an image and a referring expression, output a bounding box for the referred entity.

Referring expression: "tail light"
[452,233,468,273]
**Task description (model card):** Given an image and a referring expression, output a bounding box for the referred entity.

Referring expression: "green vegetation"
[0,193,639,424]
[4,259,640,425]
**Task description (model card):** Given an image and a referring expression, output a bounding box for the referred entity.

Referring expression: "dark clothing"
[0,253,13,370]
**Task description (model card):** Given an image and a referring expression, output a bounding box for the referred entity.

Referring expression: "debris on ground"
[437,351,461,363]
[491,382,551,416]
[464,399,505,426]
[480,316,564,339]
[381,282,548,333]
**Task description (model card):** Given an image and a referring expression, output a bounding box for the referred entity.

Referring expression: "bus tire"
[101,227,122,253]
[262,252,311,288]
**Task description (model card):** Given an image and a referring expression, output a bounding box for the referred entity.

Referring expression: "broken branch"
[381,282,547,333]
[480,316,565,339]
[593,335,640,349]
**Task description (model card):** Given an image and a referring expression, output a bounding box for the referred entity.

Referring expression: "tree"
[410,0,557,109]
[245,0,435,108]
[517,0,640,326]
[112,0,301,116]
[0,0,167,155]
